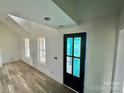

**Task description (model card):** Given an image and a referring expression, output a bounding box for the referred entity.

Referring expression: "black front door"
[64,33,87,93]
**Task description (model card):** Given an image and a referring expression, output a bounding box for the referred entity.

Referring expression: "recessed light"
[59,25,64,27]
[44,17,51,21]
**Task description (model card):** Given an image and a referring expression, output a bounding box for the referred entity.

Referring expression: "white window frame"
[24,38,30,58]
[37,37,46,64]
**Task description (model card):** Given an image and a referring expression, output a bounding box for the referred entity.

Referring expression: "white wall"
[0,21,21,64]
[112,4,124,93]
[20,22,63,83]
[113,30,124,93]
[20,15,117,93]
[119,5,124,30]
[0,49,2,67]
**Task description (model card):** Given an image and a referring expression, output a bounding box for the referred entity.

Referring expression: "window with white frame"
[25,38,30,58]
[37,37,46,64]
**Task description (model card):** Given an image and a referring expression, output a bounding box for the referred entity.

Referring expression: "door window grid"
[73,58,80,77]
[66,57,72,74]
[74,37,81,57]
[67,38,73,56]
[66,37,81,78]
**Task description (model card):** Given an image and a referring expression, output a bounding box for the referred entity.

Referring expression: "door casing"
[63,32,87,93]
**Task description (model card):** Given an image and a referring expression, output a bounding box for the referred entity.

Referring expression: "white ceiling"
[0,16,27,35]
[0,0,77,28]
[78,0,123,21]
[0,0,123,29]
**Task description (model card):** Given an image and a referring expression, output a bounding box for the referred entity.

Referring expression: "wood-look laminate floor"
[0,61,75,93]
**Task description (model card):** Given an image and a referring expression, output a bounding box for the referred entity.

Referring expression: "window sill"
[37,61,46,65]
[25,57,30,59]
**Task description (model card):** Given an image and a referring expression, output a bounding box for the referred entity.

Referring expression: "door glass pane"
[73,58,80,78]
[67,38,73,56]
[66,57,72,74]
[74,37,81,57]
